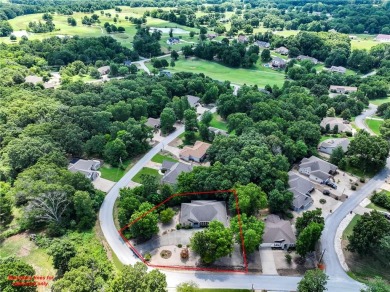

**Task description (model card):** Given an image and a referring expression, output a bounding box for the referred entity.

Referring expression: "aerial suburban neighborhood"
[0,0,390,291]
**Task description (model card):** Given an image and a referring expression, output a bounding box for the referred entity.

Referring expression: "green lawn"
[196,289,250,292]
[158,57,285,88]
[370,96,390,106]
[351,37,379,50]
[366,202,388,212]
[366,118,383,135]
[0,233,56,277]
[342,214,361,239]
[132,167,161,183]
[210,113,228,131]
[151,153,178,163]
[100,160,131,182]
[345,163,375,179]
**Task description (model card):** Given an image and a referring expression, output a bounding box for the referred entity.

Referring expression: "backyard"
[210,113,228,131]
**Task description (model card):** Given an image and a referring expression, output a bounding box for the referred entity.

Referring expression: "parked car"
[326,181,337,189]
[380,211,390,220]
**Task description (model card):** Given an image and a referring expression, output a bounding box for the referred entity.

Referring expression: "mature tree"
[118,187,141,226]
[129,202,159,240]
[347,211,390,255]
[298,269,328,292]
[52,266,105,292]
[190,221,233,264]
[376,235,390,267]
[268,189,294,214]
[160,107,176,134]
[182,45,193,58]
[326,107,336,117]
[296,209,325,236]
[160,208,175,223]
[234,183,268,216]
[380,119,390,140]
[296,222,324,257]
[118,66,129,76]
[110,63,119,76]
[177,281,199,292]
[330,146,345,167]
[203,85,219,104]
[347,131,390,172]
[73,191,95,230]
[184,109,198,132]
[49,239,76,275]
[0,182,12,227]
[0,257,36,292]
[0,21,13,37]
[109,262,167,292]
[201,111,213,126]
[104,138,128,166]
[171,50,179,60]
[261,49,271,62]
[361,277,390,292]
[230,214,264,254]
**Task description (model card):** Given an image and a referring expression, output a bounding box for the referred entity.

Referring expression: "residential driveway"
[135,230,195,254]
[93,176,115,192]
[145,161,162,170]
[164,145,181,158]
[259,247,278,275]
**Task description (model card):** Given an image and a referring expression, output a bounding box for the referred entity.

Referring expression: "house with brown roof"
[275,46,289,55]
[261,215,296,249]
[375,34,390,42]
[329,85,357,94]
[320,117,353,133]
[179,141,211,162]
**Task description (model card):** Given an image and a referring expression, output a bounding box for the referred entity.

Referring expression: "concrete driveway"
[259,247,278,275]
[93,176,115,192]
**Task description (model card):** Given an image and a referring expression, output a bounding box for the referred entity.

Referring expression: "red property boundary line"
[118,189,248,273]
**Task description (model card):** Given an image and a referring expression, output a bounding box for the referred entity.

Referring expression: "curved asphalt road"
[99,101,384,290]
[354,103,378,135]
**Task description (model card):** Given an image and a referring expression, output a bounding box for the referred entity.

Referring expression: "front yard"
[100,159,132,182]
[132,167,161,183]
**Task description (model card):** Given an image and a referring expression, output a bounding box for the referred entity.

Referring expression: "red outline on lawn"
[118,189,248,273]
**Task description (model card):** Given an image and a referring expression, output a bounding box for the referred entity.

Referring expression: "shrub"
[144,253,151,261]
[320,199,326,204]
[285,212,294,219]
[371,191,390,210]
[180,248,189,259]
[359,177,365,183]
[176,223,181,230]
[178,244,182,248]
[160,207,175,223]
[351,185,357,190]
[285,254,292,264]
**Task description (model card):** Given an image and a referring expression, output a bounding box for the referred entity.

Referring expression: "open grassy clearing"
[151,153,178,163]
[150,57,285,88]
[196,289,250,292]
[366,118,383,135]
[350,34,379,50]
[132,167,161,183]
[370,96,390,106]
[210,113,228,131]
[100,159,131,182]
[0,233,56,277]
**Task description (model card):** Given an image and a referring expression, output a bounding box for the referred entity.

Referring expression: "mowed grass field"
[366,118,383,135]
[150,57,285,88]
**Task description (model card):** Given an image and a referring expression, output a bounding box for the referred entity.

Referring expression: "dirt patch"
[160,250,172,259]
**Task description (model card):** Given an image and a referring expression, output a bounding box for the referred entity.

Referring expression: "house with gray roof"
[97,66,110,75]
[161,161,193,185]
[179,200,228,228]
[288,172,314,211]
[208,126,228,136]
[299,156,337,183]
[68,159,100,181]
[320,117,353,133]
[297,55,318,64]
[329,85,357,94]
[271,57,287,68]
[275,46,289,55]
[330,66,346,74]
[261,215,296,249]
[255,40,270,48]
[319,138,350,155]
[187,95,201,108]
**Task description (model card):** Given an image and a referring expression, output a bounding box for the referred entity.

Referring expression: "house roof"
[376,34,390,41]
[208,126,228,136]
[290,189,314,210]
[180,200,228,226]
[297,55,318,63]
[299,156,338,174]
[319,138,350,152]
[238,35,248,42]
[180,141,211,159]
[275,46,289,52]
[329,85,357,92]
[145,117,160,128]
[161,160,176,170]
[288,172,314,210]
[263,215,296,245]
[255,41,270,47]
[161,161,193,184]
[320,117,353,133]
[330,66,346,73]
[97,66,110,74]
[25,75,43,84]
[68,159,100,178]
[187,95,200,107]
[272,57,286,64]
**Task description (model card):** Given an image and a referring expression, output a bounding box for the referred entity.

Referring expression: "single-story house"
[123,60,132,66]
[275,46,289,55]
[297,55,318,64]
[328,29,337,33]
[207,33,218,39]
[330,66,346,74]
[271,57,287,68]
[187,95,200,108]
[180,200,228,228]
[288,172,314,211]
[329,85,358,94]
[255,40,270,48]
[167,37,180,45]
[208,126,228,136]
[320,117,353,133]
[237,35,248,43]
[98,66,110,75]
[375,34,390,42]
[161,160,193,185]
[319,138,350,155]
[179,141,211,163]
[145,117,161,129]
[68,159,100,181]
[261,215,296,249]
[299,156,337,184]
[25,75,43,85]
[160,70,172,78]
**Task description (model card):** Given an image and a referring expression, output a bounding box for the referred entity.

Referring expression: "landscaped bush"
[320,199,326,204]
[359,177,365,183]
[285,254,292,264]
[176,223,182,230]
[178,244,182,248]
[371,191,390,210]
[180,248,189,259]
[351,185,357,190]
